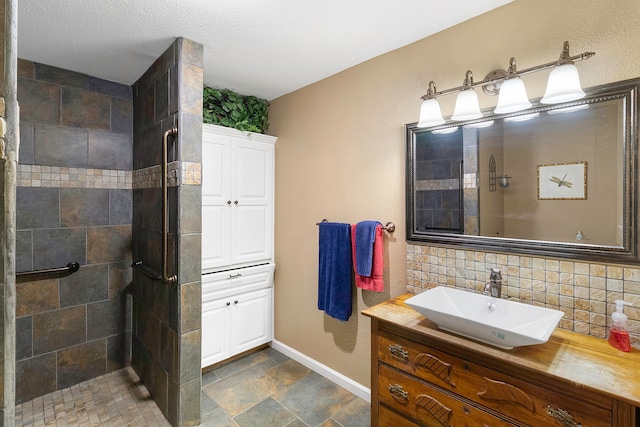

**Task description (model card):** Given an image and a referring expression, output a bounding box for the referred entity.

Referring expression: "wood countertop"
[362,293,640,408]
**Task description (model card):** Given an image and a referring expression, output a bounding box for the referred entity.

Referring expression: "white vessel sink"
[405,286,564,349]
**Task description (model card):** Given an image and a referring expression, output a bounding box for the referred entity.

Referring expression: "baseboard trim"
[270,340,371,403]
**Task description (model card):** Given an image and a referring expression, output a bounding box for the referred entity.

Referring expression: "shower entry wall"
[131,37,203,427]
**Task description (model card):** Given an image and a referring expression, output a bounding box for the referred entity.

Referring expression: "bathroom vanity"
[363,294,640,426]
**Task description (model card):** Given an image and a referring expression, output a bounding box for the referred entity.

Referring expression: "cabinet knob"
[234,200,239,205]
[234,300,239,304]
[226,302,231,306]
[227,200,232,205]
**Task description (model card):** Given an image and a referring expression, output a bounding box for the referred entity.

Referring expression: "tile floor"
[15,347,371,427]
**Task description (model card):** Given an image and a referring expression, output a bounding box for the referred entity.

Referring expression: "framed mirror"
[406,78,639,263]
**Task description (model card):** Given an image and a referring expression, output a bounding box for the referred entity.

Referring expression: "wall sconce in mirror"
[417,41,595,127]
[498,175,512,188]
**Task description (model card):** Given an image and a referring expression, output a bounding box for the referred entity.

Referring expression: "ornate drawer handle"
[388,383,409,402]
[389,344,409,361]
[545,405,583,427]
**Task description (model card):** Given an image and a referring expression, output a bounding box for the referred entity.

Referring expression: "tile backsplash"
[406,243,640,347]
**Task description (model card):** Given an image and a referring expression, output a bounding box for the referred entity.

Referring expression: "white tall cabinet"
[201,124,276,368]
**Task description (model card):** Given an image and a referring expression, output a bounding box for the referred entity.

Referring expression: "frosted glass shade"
[540,62,586,104]
[451,89,482,121]
[494,77,531,114]
[417,98,445,127]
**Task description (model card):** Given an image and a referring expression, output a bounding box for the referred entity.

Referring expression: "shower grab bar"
[132,261,162,281]
[16,262,80,283]
[163,126,178,284]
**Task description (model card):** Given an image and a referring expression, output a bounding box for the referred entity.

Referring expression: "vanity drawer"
[379,363,517,427]
[378,330,613,426]
[378,404,419,427]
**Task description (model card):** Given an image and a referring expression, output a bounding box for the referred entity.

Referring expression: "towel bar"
[316,219,395,233]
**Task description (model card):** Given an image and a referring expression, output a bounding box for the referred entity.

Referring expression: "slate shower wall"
[14,60,133,403]
[414,129,464,233]
[130,38,203,427]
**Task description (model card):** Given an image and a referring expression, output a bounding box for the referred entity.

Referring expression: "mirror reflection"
[406,79,638,263]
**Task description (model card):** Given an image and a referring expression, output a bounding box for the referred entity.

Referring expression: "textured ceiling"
[17,0,513,100]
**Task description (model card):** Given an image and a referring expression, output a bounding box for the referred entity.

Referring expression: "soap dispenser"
[608,300,632,352]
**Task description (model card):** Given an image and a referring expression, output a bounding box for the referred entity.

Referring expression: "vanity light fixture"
[417,81,445,127]
[494,58,531,114]
[540,41,586,104]
[504,112,540,122]
[547,104,590,115]
[464,120,494,129]
[416,41,594,127]
[431,126,459,134]
[451,71,483,121]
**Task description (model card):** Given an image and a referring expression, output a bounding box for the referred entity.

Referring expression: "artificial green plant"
[203,87,269,134]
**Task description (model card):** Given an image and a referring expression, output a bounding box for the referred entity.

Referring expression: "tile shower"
[16,59,134,403]
[14,37,204,426]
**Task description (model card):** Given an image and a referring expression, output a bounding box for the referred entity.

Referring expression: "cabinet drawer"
[378,330,612,426]
[202,263,274,301]
[379,363,516,427]
[378,404,419,427]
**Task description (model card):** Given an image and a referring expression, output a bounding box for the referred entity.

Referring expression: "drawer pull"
[545,405,583,427]
[415,393,452,426]
[228,273,242,279]
[388,383,409,403]
[415,353,455,388]
[477,376,534,413]
[389,344,409,361]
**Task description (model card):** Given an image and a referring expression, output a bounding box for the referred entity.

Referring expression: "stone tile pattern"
[414,130,464,233]
[131,37,203,427]
[18,164,132,189]
[201,347,370,427]
[15,367,170,427]
[15,348,369,427]
[15,59,134,404]
[133,161,201,189]
[406,244,640,347]
[17,160,203,190]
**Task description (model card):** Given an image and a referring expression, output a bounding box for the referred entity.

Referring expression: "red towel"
[351,224,384,292]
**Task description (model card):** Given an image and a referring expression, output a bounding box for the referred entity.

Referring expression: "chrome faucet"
[484,268,502,298]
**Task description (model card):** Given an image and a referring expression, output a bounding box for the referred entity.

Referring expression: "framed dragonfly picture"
[537,162,587,200]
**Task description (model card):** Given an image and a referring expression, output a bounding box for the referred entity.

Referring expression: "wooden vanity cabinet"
[363,294,640,427]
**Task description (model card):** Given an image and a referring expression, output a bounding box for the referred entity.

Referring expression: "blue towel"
[318,222,352,321]
[354,221,381,277]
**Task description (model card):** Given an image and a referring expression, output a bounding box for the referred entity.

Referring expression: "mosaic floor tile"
[14,347,371,427]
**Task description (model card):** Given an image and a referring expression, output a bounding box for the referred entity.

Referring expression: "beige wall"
[268,0,640,389]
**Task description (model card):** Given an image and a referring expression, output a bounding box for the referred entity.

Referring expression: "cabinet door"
[202,133,232,271]
[231,288,273,354]
[202,297,231,368]
[230,140,273,265]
